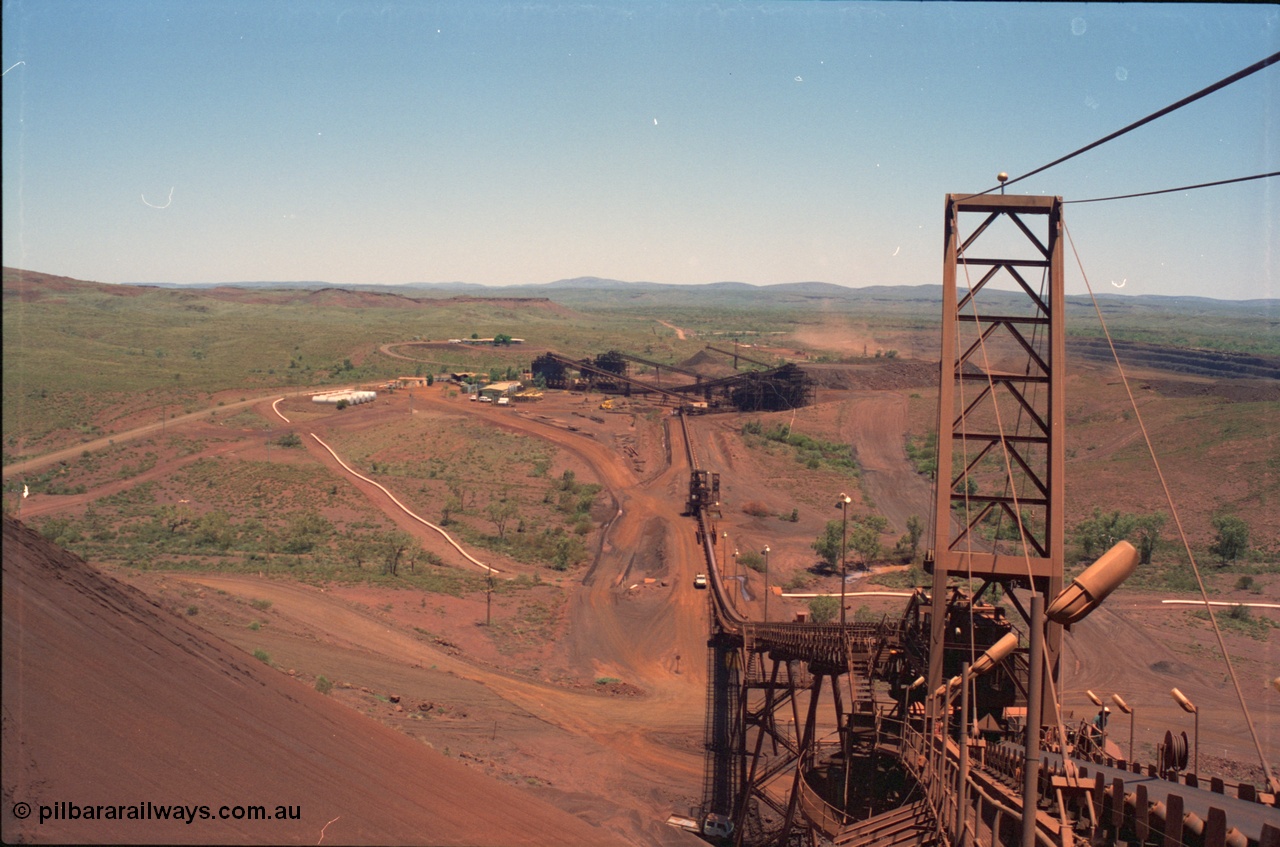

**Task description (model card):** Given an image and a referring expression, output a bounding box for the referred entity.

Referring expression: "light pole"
[836,493,851,626]
[485,567,492,626]
[1171,687,1198,774]
[721,531,728,574]
[762,545,770,623]
[731,549,740,612]
[1111,694,1135,764]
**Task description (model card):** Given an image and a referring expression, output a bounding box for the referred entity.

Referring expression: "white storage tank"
[311,390,376,405]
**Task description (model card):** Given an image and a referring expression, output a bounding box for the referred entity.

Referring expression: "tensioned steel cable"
[1065,171,1279,204]
[1063,221,1278,794]
[961,50,1280,200]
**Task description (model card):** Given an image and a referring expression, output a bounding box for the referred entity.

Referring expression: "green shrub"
[252,649,271,664]
[784,573,811,590]
[807,595,839,624]
[315,675,333,695]
[1210,514,1250,564]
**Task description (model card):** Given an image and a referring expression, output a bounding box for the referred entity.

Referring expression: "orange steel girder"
[928,193,1065,729]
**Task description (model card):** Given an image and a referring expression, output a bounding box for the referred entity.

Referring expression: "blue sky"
[3,2,1276,299]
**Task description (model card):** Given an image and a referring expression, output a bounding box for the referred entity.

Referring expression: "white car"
[694,574,708,589]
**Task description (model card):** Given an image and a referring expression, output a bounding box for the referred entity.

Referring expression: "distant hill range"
[5,267,1276,380]
[96,272,1277,314]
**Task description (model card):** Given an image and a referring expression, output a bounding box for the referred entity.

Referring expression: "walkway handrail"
[895,718,1063,847]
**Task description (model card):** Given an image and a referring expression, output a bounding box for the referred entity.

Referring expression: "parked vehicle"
[665,812,732,838]
[694,573,708,589]
[703,813,733,838]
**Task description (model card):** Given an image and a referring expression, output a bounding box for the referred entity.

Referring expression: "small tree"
[904,514,924,561]
[159,503,192,534]
[376,530,417,576]
[441,494,464,526]
[1209,514,1249,564]
[849,515,888,570]
[486,498,518,540]
[1133,512,1166,564]
[1074,508,1138,561]
[811,519,845,570]
[808,595,840,624]
[342,537,372,569]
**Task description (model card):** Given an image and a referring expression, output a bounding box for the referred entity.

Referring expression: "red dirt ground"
[4,360,1277,845]
[1,515,628,846]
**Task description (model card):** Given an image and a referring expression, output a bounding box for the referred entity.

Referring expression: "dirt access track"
[4,383,721,846]
[6,369,1278,845]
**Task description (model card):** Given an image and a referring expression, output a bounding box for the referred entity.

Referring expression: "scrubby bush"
[808,595,839,624]
[738,550,765,572]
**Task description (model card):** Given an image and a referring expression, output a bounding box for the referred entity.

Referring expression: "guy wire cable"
[960,50,1280,201]
[1066,171,1279,204]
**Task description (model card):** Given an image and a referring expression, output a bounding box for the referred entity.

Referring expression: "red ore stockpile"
[1,514,624,846]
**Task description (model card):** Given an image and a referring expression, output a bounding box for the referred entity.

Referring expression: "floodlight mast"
[836,493,851,625]
[927,193,1066,730]
[1111,693,1135,764]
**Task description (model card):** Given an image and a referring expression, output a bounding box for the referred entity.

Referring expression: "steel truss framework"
[928,194,1066,729]
[684,196,1277,847]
